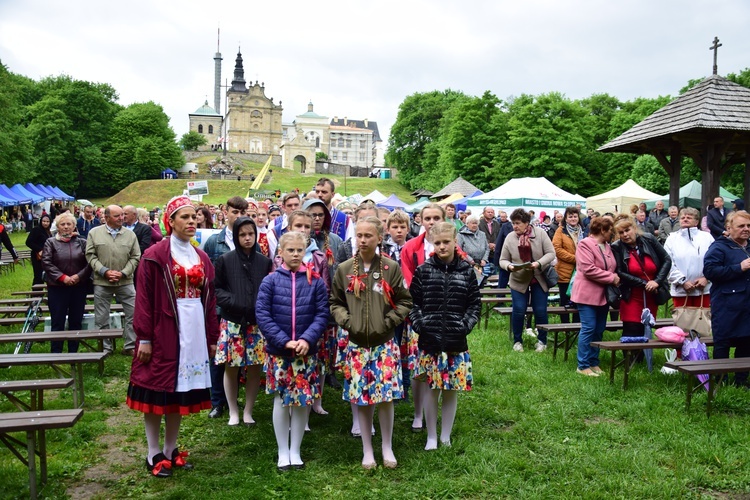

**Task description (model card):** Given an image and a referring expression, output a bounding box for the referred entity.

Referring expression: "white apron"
[175,297,212,392]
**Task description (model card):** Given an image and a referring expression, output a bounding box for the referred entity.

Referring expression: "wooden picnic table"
[664,357,750,416]
[0,353,108,408]
[0,378,75,412]
[0,329,123,375]
[0,409,83,499]
[0,304,123,318]
[592,335,714,390]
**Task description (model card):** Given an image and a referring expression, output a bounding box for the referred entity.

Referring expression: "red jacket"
[130,238,219,392]
[400,233,427,288]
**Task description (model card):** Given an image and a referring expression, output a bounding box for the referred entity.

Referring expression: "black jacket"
[611,233,671,302]
[214,217,273,326]
[409,255,481,354]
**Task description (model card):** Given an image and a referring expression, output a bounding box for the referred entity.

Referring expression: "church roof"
[330,117,382,141]
[191,100,221,116]
[599,74,750,154]
[299,110,326,119]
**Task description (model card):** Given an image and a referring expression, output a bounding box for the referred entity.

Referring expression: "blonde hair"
[354,202,377,222]
[288,210,312,229]
[386,210,410,228]
[420,203,445,219]
[54,212,76,227]
[429,221,457,240]
[613,214,641,235]
[726,210,750,229]
[278,231,307,250]
[356,216,384,238]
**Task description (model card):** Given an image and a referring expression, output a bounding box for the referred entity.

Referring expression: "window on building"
[251,110,262,118]
[338,138,344,147]
[198,124,203,133]
[359,152,365,161]
[360,140,366,148]
[208,125,214,134]
[346,140,352,148]
[332,152,338,160]
[342,152,347,161]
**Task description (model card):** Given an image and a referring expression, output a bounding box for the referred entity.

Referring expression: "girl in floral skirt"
[409,222,481,449]
[330,216,412,469]
[214,216,273,426]
[256,231,329,471]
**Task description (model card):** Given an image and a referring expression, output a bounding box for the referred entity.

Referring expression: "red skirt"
[672,295,710,308]
[126,383,211,415]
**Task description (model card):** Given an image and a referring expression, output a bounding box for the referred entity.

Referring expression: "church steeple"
[230,48,247,92]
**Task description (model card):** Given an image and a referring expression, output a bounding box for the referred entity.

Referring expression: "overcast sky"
[2,0,748,146]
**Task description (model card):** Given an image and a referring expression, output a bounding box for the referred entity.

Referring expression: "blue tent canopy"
[161,168,178,179]
[377,194,409,210]
[46,185,74,201]
[11,184,43,204]
[0,192,18,207]
[0,184,30,204]
[24,184,52,200]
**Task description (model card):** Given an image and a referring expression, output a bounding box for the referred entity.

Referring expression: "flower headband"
[163,195,194,235]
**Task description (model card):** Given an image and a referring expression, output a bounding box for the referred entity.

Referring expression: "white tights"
[412,378,426,428]
[272,395,306,467]
[424,389,458,450]
[357,402,395,465]
[144,413,182,463]
[224,364,261,425]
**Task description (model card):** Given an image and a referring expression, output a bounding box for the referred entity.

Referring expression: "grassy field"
[1,235,750,498]
[100,159,413,208]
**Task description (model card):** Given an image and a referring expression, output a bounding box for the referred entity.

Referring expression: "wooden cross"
[710,36,722,75]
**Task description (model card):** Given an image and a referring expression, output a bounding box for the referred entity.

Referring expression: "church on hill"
[188,38,383,170]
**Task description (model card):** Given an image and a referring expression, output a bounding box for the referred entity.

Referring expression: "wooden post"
[669,143,682,207]
[746,146,750,211]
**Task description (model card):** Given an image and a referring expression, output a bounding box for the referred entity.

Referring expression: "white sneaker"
[513,342,524,352]
[535,341,547,353]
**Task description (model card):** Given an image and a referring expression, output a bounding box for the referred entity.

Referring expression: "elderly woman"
[138,208,163,246]
[41,213,92,353]
[703,210,750,387]
[664,207,714,309]
[499,208,556,353]
[611,215,671,338]
[26,213,52,285]
[127,196,219,477]
[552,206,583,323]
[571,216,619,376]
[457,215,489,272]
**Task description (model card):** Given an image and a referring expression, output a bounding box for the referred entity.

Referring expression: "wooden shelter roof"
[430,176,480,200]
[598,75,750,155]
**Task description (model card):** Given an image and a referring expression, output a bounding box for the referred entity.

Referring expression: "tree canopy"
[179,130,208,151]
[386,70,750,197]
[0,62,184,197]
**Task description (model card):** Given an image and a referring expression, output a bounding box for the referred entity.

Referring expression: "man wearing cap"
[85,205,140,355]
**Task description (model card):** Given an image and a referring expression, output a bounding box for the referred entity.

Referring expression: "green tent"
[644,180,738,210]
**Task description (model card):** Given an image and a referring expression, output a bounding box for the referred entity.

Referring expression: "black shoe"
[171,449,194,470]
[325,373,342,389]
[146,453,173,478]
[208,406,224,419]
[277,464,292,472]
[292,463,305,470]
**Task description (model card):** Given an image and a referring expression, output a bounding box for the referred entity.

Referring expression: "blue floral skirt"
[414,350,473,391]
[343,338,403,406]
[265,353,319,407]
[215,320,266,367]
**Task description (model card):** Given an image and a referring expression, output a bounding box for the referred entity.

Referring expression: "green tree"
[493,92,594,195]
[316,152,329,160]
[385,89,467,189]
[179,130,207,150]
[105,101,183,194]
[0,62,33,185]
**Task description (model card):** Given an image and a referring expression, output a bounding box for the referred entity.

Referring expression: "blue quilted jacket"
[256,266,329,356]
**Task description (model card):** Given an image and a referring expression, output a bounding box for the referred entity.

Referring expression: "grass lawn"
[1,243,750,498]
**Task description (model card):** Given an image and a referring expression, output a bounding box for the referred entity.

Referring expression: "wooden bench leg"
[564,332,578,362]
[622,351,632,390]
[685,376,693,411]
[608,351,617,385]
[27,429,38,500]
[76,364,84,408]
[552,331,560,360]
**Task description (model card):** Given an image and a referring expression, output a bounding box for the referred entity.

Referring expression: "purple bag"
[682,335,709,391]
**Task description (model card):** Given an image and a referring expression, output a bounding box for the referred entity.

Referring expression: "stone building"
[188,100,223,150]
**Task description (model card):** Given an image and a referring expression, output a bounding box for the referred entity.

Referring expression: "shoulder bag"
[598,246,621,309]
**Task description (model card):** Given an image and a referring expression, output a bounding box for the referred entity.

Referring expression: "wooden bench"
[0,304,123,318]
[592,336,714,390]
[0,409,83,499]
[492,305,584,339]
[0,353,108,408]
[540,318,674,362]
[0,379,75,411]
[0,329,123,375]
[664,357,750,416]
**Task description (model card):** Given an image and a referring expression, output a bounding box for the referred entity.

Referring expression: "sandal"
[146,453,172,478]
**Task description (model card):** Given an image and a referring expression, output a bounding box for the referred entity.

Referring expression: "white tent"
[361,189,387,203]
[466,177,586,215]
[586,179,661,214]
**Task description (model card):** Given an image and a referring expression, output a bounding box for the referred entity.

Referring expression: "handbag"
[565,270,576,297]
[598,246,621,309]
[542,265,559,288]
[654,283,671,306]
[672,302,712,337]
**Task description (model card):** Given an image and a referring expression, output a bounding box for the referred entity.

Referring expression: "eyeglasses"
[310,213,325,219]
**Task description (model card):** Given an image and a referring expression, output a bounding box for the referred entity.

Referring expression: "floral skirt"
[343,338,403,406]
[414,350,473,391]
[126,383,211,415]
[406,326,420,373]
[335,327,349,370]
[265,353,319,407]
[317,325,338,368]
[215,320,266,367]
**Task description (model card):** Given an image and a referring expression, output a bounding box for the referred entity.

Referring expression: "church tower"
[213,28,222,115]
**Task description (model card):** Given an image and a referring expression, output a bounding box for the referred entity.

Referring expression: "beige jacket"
[85,224,141,286]
[498,226,556,293]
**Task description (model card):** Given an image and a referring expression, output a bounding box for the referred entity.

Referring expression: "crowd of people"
[6,183,750,476]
